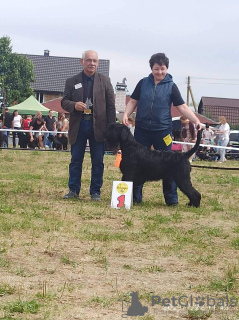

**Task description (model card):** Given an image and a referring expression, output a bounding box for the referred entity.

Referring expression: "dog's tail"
[184,129,202,159]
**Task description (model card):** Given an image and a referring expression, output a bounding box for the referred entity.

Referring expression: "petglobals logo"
[118,292,237,318]
[118,291,148,318]
[152,294,237,309]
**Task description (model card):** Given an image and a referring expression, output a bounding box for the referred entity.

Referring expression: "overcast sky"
[1,0,239,105]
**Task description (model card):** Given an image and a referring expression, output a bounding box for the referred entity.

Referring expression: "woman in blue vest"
[122,53,201,206]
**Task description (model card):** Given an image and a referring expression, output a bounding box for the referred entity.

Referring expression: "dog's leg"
[175,178,201,207]
[174,174,201,208]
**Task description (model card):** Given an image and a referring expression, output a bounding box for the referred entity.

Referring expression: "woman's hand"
[122,113,128,126]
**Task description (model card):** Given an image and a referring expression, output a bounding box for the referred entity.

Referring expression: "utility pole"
[187,76,197,112]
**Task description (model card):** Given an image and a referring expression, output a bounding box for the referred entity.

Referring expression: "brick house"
[198,96,239,125]
[24,50,110,103]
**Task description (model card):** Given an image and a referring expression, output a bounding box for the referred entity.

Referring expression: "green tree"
[0,36,34,106]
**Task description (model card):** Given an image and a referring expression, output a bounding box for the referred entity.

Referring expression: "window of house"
[36,93,44,103]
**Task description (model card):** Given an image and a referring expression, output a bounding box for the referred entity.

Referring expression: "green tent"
[8,96,58,117]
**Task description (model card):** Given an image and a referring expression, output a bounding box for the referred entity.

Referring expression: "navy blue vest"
[136,73,174,131]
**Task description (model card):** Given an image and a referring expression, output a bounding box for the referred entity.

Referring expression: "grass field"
[0,149,239,320]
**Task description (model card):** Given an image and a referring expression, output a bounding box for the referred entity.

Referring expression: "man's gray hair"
[82,50,98,59]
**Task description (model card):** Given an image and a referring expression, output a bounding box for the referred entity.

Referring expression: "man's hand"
[75,102,87,112]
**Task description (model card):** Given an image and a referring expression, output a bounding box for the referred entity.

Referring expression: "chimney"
[44,49,50,57]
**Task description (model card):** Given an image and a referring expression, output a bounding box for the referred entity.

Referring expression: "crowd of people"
[0,108,69,150]
[178,115,230,164]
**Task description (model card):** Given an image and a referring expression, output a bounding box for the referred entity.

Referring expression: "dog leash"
[191,164,239,170]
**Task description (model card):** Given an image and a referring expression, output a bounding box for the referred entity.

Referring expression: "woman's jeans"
[133,126,178,205]
[218,138,229,162]
[68,120,105,196]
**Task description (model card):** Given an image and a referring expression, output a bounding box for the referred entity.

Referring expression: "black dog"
[105,123,201,207]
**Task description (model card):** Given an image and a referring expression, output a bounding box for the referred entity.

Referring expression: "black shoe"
[167,202,178,207]
[133,199,142,204]
[63,191,79,199]
[91,193,101,201]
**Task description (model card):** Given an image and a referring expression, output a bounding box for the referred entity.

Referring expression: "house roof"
[42,98,67,114]
[24,53,110,93]
[42,95,216,125]
[199,96,239,107]
[171,105,216,124]
[42,94,131,115]
[116,106,216,125]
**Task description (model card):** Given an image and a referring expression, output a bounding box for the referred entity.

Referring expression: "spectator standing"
[44,110,56,149]
[12,110,22,148]
[61,50,116,200]
[180,116,197,162]
[21,115,32,148]
[122,53,201,205]
[1,107,12,147]
[23,115,32,131]
[0,119,3,147]
[215,116,230,163]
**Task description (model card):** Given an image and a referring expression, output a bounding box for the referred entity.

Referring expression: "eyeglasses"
[84,59,98,63]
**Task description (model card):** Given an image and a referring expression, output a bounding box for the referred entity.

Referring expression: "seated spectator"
[197,142,220,161]
[55,113,68,150]
[202,123,214,149]
[29,113,45,149]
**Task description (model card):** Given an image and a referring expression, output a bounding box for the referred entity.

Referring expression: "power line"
[190,81,239,86]
[191,76,239,81]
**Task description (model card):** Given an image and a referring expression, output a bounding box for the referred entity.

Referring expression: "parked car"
[226,130,239,159]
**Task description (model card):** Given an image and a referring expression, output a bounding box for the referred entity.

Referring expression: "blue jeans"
[218,138,229,162]
[43,132,53,148]
[68,120,105,195]
[3,127,10,148]
[133,126,178,205]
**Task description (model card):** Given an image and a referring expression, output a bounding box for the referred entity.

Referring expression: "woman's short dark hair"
[149,53,169,69]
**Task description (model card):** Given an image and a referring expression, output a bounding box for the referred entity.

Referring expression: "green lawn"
[0,149,239,319]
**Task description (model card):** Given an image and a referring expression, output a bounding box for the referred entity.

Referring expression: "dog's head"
[104,122,132,149]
